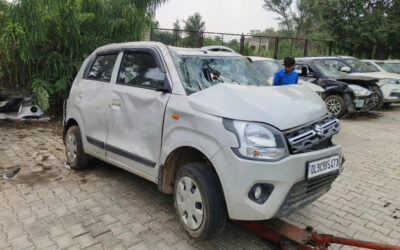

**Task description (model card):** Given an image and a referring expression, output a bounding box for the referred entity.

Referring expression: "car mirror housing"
[156,74,172,93]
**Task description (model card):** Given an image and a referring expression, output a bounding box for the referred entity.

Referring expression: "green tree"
[317,0,399,59]
[0,0,166,111]
[181,12,205,47]
[263,0,294,37]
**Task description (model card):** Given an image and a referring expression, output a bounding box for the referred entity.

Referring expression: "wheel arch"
[63,118,80,143]
[158,146,226,203]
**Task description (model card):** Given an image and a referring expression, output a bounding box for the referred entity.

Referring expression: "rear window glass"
[86,54,118,82]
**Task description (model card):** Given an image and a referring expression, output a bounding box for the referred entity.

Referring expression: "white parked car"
[247,56,325,94]
[363,60,400,74]
[64,42,343,239]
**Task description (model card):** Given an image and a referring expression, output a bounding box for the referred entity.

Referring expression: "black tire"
[325,95,347,118]
[174,163,227,240]
[368,86,384,110]
[65,126,89,169]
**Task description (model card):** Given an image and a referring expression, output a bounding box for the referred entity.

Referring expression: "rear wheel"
[325,95,347,118]
[174,163,226,240]
[368,86,383,110]
[65,126,89,169]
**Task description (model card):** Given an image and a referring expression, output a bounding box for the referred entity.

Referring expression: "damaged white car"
[64,42,344,239]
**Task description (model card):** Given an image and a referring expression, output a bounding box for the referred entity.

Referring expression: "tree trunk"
[374,40,386,60]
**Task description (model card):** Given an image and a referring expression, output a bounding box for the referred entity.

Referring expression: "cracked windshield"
[171,53,268,93]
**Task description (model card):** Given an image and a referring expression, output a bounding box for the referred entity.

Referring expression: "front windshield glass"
[171,52,268,93]
[253,60,283,78]
[312,61,346,78]
[344,58,378,73]
[376,62,400,74]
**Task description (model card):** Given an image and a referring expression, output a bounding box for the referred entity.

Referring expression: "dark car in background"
[296,56,400,109]
[295,59,373,117]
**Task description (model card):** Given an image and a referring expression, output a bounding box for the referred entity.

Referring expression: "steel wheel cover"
[66,133,77,163]
[176,176,204,230]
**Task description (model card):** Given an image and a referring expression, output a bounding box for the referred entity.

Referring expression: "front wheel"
[174,163,226,240]
[325,95,347,118]
[368,86,384,110]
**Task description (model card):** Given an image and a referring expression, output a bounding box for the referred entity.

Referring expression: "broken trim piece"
[86,136,105,150]
[86,136,156,168]
[105,144,156,168]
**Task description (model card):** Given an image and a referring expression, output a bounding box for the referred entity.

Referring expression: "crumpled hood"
[188,84,327,130]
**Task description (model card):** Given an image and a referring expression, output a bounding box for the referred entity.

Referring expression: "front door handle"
[111,99,121,108]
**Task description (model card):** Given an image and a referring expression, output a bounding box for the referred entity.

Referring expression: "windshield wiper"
[182,58,203,90]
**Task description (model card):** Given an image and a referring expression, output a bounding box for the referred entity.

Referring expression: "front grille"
[285,116,340,154]
[275,173,338,217]
[390,92,400,98]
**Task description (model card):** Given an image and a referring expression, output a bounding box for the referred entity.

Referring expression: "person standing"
[273,57,298,86]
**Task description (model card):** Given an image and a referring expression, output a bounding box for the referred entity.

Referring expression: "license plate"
[307,155,340,180]
[354,99,364,108]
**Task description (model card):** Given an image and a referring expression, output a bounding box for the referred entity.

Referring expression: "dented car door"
[105,49,170,178]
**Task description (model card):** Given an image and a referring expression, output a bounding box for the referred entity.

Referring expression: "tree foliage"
[263,0,400,59]
[0,0,165,110]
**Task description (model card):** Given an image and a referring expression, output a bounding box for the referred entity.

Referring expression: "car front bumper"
[381,84,400,103]
[211,144,343,221]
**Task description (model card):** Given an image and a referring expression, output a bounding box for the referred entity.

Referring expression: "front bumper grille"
[390,92,400,99]
[275,173,338,217]
[285,116,340,154]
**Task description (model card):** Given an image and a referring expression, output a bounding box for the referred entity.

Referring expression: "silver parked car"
[64,42,344,239]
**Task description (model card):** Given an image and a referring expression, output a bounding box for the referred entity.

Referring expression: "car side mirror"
[156,75,172,93]
[308,72,317,78]
[340,66,351,73]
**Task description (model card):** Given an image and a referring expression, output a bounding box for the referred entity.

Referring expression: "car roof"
[200,45,235,53]
[247,56,277,62]
[169,46,241,57]
[93,41,241,57]
[362,59,384,63]
[295,56,354,61]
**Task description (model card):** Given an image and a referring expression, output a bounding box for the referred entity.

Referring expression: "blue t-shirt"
[273,69,298,86]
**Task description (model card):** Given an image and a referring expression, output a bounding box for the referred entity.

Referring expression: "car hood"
[188,83,327,130]
[348,71,400,80]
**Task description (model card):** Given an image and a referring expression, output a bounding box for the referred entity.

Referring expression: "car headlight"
[223,119,289,161]
[348,84,371,97]
[380,78,400,85]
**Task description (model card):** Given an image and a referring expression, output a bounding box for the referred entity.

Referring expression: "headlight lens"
[380,78,400,85]
[348,84,371,97]
[223,119,289,161]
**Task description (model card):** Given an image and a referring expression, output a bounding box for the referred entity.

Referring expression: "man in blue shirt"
[273,57,298,86]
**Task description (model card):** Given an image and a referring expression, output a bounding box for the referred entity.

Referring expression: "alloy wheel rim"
[176,176,204,230]
[66,133,77,163]
[369,92,379,108]
[327,99,342,116]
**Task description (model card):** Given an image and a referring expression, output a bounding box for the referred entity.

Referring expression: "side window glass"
[118,51,165,89]
[87,54,118,82]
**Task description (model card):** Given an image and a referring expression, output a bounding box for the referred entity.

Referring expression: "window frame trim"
[83,52,119,83]
[116,48,167,90]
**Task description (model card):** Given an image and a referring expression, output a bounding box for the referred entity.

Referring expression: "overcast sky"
[155,0,279,34]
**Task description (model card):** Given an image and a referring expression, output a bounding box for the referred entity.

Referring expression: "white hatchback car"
[64,42,343,239]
